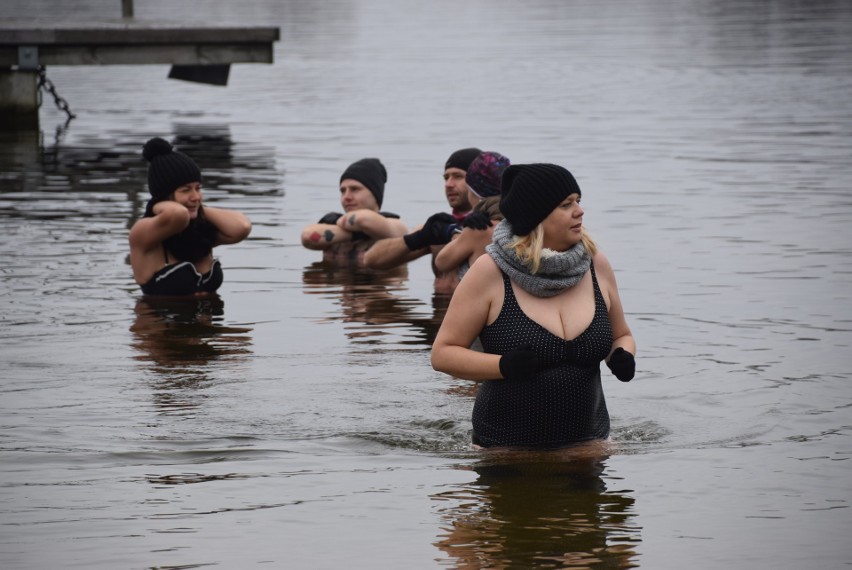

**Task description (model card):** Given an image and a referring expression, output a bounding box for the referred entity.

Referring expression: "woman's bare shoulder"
[469,250,499,272]
[592,249,614,276]
[463,252,503,288]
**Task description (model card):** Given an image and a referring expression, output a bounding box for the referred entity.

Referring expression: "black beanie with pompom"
[143,137,202,200]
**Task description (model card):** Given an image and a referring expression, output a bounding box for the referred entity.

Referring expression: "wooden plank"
[0,21,279,66]
[0,44,274,66]
[0,25,280,46]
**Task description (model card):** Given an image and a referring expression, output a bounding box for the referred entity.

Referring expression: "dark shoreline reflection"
[302,261,450,347]
[130,296,253,413]
[433,449,641,568]
[0,123,280,225]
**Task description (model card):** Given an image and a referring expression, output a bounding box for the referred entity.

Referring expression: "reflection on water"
[434,449,639,568]
[0,123,280,222]
[302,261,449,346]
[130,296,253,413]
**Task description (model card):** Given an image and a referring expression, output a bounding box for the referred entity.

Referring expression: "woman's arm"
[204,206,252,246]
[592,251,636,357]
[434,227,493,273]
[128,201,191,284]
[128,201,190,253]
[434,230,473,273]
[431,255,505,381]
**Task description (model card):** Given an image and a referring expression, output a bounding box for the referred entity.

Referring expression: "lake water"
[2,0,852,568]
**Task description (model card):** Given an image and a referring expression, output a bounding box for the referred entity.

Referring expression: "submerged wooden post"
[0,69,39,128]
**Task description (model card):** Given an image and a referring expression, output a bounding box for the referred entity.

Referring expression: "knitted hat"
[142,137,202,199]
[500,163,582,236]
[444,147,482,172]
[466,151,511,198]
[340,158,387,208]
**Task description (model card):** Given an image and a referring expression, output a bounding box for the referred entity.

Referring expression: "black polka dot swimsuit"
[472,262,613,448]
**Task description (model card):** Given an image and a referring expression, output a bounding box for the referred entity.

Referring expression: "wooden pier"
[0,19,280,127]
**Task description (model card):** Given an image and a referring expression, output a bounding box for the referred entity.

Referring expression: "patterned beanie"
[499,163,582,236]
[444,147,482,172]
[143,137,202,200]
[340,158,387,208]
[466,151,511,198]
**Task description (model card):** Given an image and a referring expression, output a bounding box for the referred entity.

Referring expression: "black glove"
[403,212,457,250]
[317,212,343,225]
[462,211,492,230]
[499,345,539,382]
[606,347,635,382]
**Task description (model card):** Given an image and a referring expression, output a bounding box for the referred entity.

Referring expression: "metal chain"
[36,66,76,120]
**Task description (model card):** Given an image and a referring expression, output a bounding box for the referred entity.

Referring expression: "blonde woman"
[431,163,636,449]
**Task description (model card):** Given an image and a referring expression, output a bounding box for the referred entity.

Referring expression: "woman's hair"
[509,225,597,274]
[474,195,503,221]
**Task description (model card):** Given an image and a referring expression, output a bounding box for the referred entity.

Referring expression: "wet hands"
[499,345,540,382]
[462,211,492,230]
[606,347,635,382]
[403,212,458,251]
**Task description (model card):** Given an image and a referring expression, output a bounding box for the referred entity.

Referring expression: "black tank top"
[140,247,223,296]
[473,262,613,448]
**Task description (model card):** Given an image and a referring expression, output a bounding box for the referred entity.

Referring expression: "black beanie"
[143,137,202,200]
[340,158,387,208]
[500,163,582,236]
[444,147,482,172]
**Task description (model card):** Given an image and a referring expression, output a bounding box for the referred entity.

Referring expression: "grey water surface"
[2,0,851,568]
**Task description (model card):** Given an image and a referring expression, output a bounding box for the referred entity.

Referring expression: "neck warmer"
[485,219,591,298]
[451,208,470,222]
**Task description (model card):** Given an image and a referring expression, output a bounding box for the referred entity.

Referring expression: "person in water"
[364,147,482,292]
[434,151,511,280]
[431,163,637,449]
[129,137,252,297]
[300,158,408,266]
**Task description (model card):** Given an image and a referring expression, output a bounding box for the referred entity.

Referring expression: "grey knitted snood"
[485,220,591,298]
